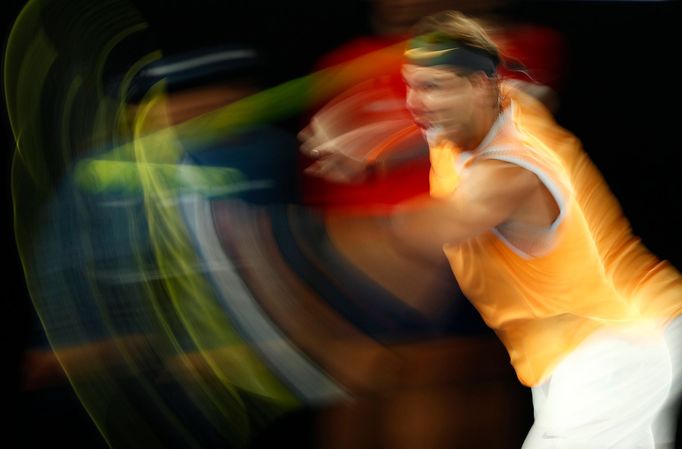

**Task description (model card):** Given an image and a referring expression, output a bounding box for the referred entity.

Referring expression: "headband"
[404,33,499,76]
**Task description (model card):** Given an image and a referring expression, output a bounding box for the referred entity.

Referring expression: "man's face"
[402,63,478,144]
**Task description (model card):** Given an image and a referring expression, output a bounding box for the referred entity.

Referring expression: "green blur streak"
[73,159,246,194]
[4,5,57,190]
[132,89,298,445]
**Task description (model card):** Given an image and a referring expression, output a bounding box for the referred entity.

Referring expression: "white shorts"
[654,316,682,448]
[522,326,674,449]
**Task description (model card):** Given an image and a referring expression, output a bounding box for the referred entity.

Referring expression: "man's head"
[402,11,501,149]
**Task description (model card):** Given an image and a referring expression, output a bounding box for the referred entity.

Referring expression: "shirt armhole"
[478,149,568,259]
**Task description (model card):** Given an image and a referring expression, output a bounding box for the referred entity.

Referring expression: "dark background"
[3,0,680,447]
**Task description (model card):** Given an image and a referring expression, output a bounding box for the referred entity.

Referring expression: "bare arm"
[389,160,541,257]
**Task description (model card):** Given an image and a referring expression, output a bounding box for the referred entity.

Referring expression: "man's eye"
[421,83,438,91]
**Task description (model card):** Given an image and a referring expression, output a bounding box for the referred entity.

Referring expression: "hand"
[299,84,419,183]
[299,117,379,183]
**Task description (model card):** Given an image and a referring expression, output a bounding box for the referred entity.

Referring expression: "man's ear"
[469,71,498,106]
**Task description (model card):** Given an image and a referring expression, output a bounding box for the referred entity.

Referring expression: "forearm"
[387,196,476,261]
[387,183,514,258]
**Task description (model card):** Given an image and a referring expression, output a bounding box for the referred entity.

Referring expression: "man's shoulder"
[460,159,542,203]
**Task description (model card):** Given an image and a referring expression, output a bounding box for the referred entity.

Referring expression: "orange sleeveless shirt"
[430,83,682,386]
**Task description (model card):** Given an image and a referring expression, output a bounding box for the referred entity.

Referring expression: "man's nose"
[406,89,423,113]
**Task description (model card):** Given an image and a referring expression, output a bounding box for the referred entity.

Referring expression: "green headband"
[404,33,499,76]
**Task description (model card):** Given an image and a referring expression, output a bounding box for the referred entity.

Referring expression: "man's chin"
[414,119,430,130]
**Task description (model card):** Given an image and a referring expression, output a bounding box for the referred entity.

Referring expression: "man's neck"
[463,104,503,152]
